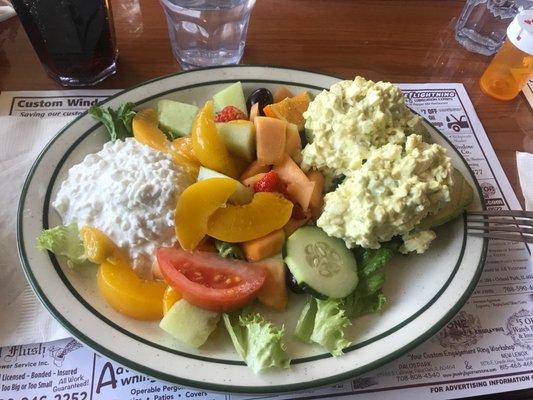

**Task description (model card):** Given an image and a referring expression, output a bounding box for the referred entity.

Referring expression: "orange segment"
[263,91,311,130]
[80,226,120,265]
[191,101,238,178]
[175,177,238,250]
[171,137,199,163]
[207,192,293,242]
[132,109,168,153]
[163,286,182,315]
[167,145,200,180]
[97,260,167,320]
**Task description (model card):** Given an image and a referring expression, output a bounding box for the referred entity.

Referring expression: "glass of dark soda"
[11,0,118,86]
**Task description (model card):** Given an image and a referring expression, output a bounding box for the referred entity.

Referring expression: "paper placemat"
[0,84,531,400]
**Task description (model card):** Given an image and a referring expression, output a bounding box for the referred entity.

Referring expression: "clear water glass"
[159,0,256,70]
[455,0,533,55]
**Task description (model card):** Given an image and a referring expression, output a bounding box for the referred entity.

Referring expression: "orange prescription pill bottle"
[480,9,533,101]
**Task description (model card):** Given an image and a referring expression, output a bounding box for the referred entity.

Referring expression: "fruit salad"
[37,78,473,373]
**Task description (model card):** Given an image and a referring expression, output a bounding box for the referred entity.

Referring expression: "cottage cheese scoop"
[53,138,191,278]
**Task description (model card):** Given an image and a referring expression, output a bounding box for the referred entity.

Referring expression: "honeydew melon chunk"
[159,299,220,348]
[197,166,253,205]
[213,82,248,115]
[157,100,199,139]
[216,120,256,162]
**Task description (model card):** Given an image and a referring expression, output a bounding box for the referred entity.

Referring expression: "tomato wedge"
[156,247,267,312]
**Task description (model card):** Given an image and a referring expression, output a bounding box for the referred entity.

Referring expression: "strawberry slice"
[215,106,247,123]
[253,170,286,193]
[254,170,309,220]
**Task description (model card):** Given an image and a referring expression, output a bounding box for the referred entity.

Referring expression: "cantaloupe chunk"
[254,116,287,165]
[274,155,309,186]
[256,258,287,311]
[263,92,311,131]
[243,229,285,262]
[273,86,294,103]
[286,181,315,211]
[274,157,315,210]
[273,156,315,210]
[240,160,270,181]
[242,172,267,188]
[285,123,302,162]
[249,103,259,123]
[307,171,325,210]
[283,217,310,236]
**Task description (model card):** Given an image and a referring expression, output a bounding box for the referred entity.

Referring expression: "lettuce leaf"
[295,297,351,356]
[215,240,245,260]
[88,102,136,142]
[36,223,86,266]
[294,298,317,343]
[223,313,290,373]
[344,244,398,318]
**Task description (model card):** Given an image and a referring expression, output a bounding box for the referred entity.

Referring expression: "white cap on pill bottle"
[507,9,533,55]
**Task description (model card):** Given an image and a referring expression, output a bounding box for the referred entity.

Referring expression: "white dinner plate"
[17,65,487,393]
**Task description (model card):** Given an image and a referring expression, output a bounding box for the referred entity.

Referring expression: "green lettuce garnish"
[223,313,290,373]
[215,240,245,260]
[295,297,351,356]
[344,243,398,318]
[36,223,86,266]
[88,102,136,142]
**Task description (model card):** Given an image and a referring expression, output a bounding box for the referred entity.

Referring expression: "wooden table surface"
[1,1,532,398]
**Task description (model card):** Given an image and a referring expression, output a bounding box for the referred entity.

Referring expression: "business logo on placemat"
[507,309,533,350]
[437,311,483,349]
[480,182,496,198]
[479,181,506,207]
[48,339,83,367]
[403,90,456,104]
[2,343,47,362]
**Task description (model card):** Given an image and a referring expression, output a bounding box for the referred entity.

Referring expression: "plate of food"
[17,65,487,393]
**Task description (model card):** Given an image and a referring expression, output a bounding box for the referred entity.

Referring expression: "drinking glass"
[455,0,533,55]
[159,0,256,70]
[11,0,117,86]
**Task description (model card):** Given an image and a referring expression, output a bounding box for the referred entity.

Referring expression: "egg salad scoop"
[302,76,465,254]
[317,134,452,253]
[302,76,428,183]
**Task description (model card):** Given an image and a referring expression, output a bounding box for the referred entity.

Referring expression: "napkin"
[516,151,533,211]
[0,0,15,22]
[0,116,72,346]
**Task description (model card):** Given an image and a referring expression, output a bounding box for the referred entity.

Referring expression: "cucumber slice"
[284,226,358,299]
